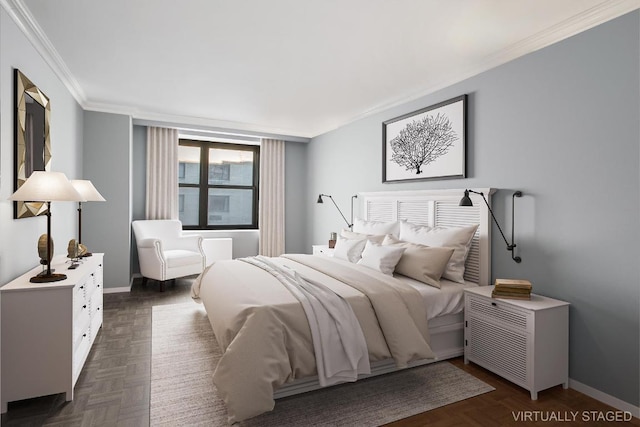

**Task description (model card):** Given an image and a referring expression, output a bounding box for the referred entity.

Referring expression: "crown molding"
[83,101,312,142]
[1,0,87,106]
[324,0,640,137]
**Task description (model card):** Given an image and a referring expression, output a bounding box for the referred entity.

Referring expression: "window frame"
[178,139,260,230]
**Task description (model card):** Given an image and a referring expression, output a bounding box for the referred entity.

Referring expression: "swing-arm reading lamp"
[317,194,357,229]
[460,189,523,263]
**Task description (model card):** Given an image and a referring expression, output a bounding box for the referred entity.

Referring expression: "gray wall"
[0,8,84,286]
[307,12,639,407]
[83,111,132,289]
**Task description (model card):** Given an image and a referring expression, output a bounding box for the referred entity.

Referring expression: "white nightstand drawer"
[312,245,334,256]
[467,293,530,332]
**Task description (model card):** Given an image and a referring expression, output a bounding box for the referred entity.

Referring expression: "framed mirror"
[14,69,51,219]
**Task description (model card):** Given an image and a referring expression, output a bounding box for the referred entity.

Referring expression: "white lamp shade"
[70,179,106,202]
[9,171,83,202]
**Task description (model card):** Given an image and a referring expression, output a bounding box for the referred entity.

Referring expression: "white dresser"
[1,253,104,412]
[464,285,569,399]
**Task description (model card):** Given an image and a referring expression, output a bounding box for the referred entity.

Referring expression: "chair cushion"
[164,250,202,268]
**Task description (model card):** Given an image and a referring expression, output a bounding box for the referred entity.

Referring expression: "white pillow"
[340,229,386,243]
[382,235,454,288]
[332,237,367,263]
[356,240,406,275]
[399,222,478,283]
[353,218,400,237]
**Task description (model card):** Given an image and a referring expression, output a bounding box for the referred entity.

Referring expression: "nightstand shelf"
[464,285,569,400]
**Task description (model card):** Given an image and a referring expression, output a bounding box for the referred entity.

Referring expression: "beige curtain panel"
[259,139,286,256]
[146,127,179,220]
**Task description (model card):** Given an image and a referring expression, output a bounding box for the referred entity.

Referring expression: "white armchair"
[132,220,205,290]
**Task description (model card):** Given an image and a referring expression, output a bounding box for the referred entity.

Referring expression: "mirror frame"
[14,69,51,219]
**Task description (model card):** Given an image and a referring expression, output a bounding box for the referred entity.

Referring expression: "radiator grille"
[469,316,528,383]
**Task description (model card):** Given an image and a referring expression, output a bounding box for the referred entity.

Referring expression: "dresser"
[464,285,569,400]
[1,254,104,412]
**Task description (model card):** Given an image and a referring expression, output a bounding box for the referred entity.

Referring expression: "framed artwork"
[383,94,466,183]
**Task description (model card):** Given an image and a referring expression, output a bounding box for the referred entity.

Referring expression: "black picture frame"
[383,94,467,183]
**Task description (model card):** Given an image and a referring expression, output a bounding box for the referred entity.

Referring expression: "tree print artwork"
[383,95,466,182]
[389,112,458,175]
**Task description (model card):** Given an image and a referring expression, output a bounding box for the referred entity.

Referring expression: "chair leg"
[142,277,148,287]
[159,280,165,292]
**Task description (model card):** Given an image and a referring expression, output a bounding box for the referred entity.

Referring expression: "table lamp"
[70,179,105,256]
[9,171,83,282]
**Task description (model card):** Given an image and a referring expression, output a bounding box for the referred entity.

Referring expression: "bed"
[192,188,494,423]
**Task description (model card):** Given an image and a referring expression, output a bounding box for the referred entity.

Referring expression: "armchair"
[132,220,205,291]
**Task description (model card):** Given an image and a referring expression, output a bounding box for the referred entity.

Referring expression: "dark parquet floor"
[2,278,637,426]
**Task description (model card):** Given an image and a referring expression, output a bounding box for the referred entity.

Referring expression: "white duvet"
[192,254,435,423]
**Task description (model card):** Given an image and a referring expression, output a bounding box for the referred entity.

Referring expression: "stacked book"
[492,278,532,300]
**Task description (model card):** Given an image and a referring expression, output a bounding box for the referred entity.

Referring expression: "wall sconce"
[317,194,358,229]
[460,189,523,263]
[9,171,84,282]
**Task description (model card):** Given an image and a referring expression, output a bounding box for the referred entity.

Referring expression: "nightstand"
[312,245,335,256]
[464,285,569,400]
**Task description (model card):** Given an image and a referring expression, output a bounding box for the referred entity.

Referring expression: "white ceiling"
[10,0,639,138]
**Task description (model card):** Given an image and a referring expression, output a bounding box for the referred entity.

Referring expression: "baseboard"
[103,286,131,294]
[570,378,640,417]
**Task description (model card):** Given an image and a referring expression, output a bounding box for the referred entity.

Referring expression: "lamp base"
[30,272,67,283]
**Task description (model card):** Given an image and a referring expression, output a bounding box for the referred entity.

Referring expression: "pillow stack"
[328,218,478,288]
[398,222,478,284]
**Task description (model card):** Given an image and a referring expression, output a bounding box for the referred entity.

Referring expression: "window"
[178,139,259,229]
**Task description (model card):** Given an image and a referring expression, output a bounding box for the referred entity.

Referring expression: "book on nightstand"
[492,278,532,300]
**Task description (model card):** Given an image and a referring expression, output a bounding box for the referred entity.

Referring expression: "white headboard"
[358,188,495,286]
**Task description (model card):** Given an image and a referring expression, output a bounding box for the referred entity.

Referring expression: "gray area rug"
[151,302,494,426]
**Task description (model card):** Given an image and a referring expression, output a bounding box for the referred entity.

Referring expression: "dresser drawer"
[466,293,531,332]
[73,309,91,352]
[73,280,88,316]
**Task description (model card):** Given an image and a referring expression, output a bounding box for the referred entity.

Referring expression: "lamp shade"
[459,190,473,206]
[70,180,106,202]
[9,171,83,202]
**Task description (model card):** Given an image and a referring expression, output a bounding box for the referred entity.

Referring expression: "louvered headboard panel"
[359,189,494,286]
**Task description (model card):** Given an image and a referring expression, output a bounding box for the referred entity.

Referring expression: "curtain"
[259,139,286,256]
[146,127,179,220]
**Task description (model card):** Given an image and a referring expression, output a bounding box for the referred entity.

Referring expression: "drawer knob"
[83,305,87,309]
[83,333,87,338]
[491,302,497,307]
[79,285,84,289]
